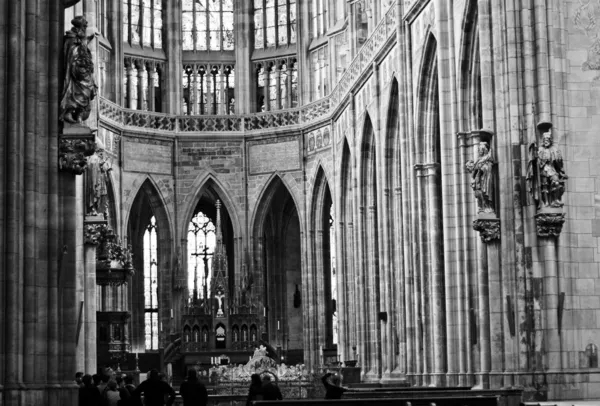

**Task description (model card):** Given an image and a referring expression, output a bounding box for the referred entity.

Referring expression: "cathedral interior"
[1,0,600,404]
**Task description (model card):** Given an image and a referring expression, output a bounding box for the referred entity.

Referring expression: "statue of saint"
[527,130,568,208]
[466,141,495,214]
[60,16,98,124]
[86,139,111,216]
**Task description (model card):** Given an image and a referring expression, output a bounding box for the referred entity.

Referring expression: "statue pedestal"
[340,367,361,384]
[59,125,96,175]
[535,207,565,238]
[472,213,500,243]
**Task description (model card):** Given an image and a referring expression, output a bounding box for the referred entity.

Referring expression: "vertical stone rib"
[23,0,38,384]
[0,0,7,384]
[5,0,24,389]
[47,0,61,386]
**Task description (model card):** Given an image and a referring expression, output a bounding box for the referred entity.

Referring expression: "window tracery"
[254,0,296,49]
[188,211,216,302]
[182,64,235,115]
[123,0,163,49]
[144,216,159,350]
[123,56,163,112]
[182,0,234,51]
[255,58,298,112]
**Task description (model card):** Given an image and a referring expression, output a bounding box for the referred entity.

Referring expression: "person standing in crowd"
[132,369,176,406]
[246,374,264,406]
[79,374,103,406]
[261,374,282,400]
[103,380,121,406]
[179,369,208,406]
[75,372,84,387]
[321,372,349,399]
[97,373,110,395]
[115,375,131,405]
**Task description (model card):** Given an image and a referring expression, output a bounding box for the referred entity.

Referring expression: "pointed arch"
[250,173,304,237]
[358,113,377,206]
[127,177,174,352]
[415,31,439,160]
[178,171,242,243]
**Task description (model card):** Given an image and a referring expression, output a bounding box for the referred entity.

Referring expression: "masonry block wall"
[84,0,600,401]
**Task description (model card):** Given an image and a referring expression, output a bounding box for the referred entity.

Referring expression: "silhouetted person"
[321,372,348,399]
[246,374,264,406]
[75,371,84,387]
[115,375,131,405]
[124,375,141,406]
[79,374,103,406]
[132,369,176,406]
[261,375,282,400]
[179,369,208,406]
[103,380,121,406]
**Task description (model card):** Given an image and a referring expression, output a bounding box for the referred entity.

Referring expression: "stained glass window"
[182,0,235,51]
[188,211,216,302]
[311,0,327,39]
[254,0,296,49]
[123,0,162,49]
[330,208,338,345]
[310,46,328,101]
[144,216,159,350]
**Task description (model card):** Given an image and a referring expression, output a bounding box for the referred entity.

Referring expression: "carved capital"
[414,162,439,177]
[473,218,501,243]
[59,127,96,175]
[85,221,109,245]
[535,212,565,238]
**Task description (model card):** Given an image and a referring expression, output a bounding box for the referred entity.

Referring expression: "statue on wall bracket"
[466,129,500,243]
[58,16,99,175]
[526,122,567,237]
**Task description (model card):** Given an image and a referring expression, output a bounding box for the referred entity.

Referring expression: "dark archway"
[252,176,303,364]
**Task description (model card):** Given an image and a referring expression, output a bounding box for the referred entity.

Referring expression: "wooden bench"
[345,388,522,406]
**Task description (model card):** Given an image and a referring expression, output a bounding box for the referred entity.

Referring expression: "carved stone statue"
[60,16,98,124]
[86,139,111,216]
[526,129,568,208]
[466,141,495,214]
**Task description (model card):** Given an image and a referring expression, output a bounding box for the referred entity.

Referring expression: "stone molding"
[535,211,565,238]
[414,162,439,177]
[59,126,96,175]
[472,217,501,243]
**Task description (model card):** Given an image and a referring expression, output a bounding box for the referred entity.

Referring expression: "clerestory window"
[123,0,163,49]
[182,0,235,51]
[254,0,297,49]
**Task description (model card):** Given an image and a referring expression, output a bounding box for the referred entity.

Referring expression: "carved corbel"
[535,211,565,238]
[472,218,501,243]
[59,126,96,175]
[85,222,109,245]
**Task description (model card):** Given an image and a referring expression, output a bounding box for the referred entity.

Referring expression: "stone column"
[126,59,135,109]
[136,59,145,110]
[423,162,446,387]
[234,0,253,113]
[146,61,156,112]
[165,0,183,114]
[264,65,271,112]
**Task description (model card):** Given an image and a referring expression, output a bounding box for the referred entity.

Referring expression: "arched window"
[188,211,216,302]
[330,207,337,345]
[144,216,159,350]
[254,0,297,49]
[123,0,163,49]
[182,0,234,51]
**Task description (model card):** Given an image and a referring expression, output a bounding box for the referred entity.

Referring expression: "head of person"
[124,375,134,385]
[116,376,124,387]
[251,374,262,386]
[187,369,197,381]
[75,371,84,385]
[101,374,110,384]
[148,369,160,381]
[107,380,118,391]
[478,142,489,156]
[329,374,341,386]
[92,374,102,386]
[542,131,553,147]
[82,374,93,387]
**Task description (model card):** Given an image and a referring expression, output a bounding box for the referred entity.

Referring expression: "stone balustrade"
[98,2,398,135]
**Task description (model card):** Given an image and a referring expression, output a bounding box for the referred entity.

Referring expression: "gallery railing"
[98,2,397,135]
